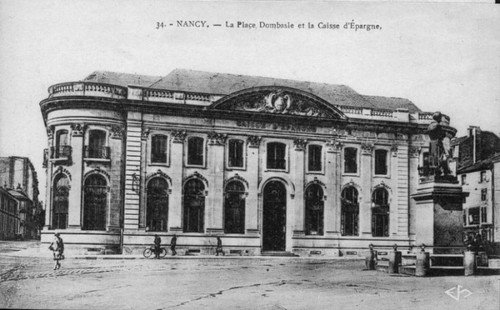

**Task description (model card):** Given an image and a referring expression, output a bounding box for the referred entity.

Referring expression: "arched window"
[52,174,69,229]
[187,137,204,166]
[224,181,245,234]
[341,187,359,236]
[267,142,286,170]
[305,184,324,235]
[146,177,169,231]
[372,188,389,237]
[83,174,107,230]
[151,135,168,163]
[183,179,205,232]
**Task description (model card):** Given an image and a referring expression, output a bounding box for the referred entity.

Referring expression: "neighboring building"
[452,127,500,254]
[0,156,43,239]
[0,187,21,239]
[40,69,440,255]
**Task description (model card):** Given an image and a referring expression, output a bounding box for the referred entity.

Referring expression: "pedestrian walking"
[215,236,224,256]
[49,233,64,270]
[170,234,177,256]
[154,234,162,259]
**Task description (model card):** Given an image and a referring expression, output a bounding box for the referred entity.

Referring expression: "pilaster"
[123,113,142,230]
[325,139,342,236]
[67,123,84,229]
[292,139,307,234]
[246,136,261,233]
[360,142,374,236]
[168,130,186,231]
[207,132,227,231]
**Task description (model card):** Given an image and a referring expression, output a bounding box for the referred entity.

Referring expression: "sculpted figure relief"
[237,90,328,117]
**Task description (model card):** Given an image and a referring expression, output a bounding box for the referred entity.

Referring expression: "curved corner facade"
[40,70,438,256]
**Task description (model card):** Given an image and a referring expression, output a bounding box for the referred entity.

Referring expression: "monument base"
[411,177,469,254]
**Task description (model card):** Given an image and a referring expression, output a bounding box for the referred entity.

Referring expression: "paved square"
[1,252,498,310]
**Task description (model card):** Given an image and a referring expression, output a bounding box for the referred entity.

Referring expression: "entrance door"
[263,181,287,251]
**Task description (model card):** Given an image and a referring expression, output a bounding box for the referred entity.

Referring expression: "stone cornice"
[39,96,431,135]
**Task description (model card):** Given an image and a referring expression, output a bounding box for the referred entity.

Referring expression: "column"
[44,127,54,230]
[168,130,186,232]
[325,139,342,236]
[245,136,261,234]
[67,123,84,229]
[360,142,374,237]
[292,139,306,234]
[206,132,226,234]
[123,113,142,231]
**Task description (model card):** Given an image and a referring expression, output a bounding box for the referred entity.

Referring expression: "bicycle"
[143,246,167,258]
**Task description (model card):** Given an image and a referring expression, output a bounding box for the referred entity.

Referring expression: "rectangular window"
[480,171,487,183]
[267,142,286,170]
[374,149,388,175]
[481,188,487,201]
[344,147,358,174]
[151,135,168,163]
[228,139,244,168]
[481,207,487,223]
[468,207,479,225]
[187,137,204,166]
[308,145,322,172]
[86,130,108,158]
[461,174,467,185]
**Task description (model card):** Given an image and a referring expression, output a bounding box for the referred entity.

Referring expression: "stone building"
[452,126,500,254]
[0,156,42,239]
[40,69,439,256]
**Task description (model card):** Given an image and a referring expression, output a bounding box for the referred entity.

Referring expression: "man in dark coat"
[216,236,224,256]
[154,234,162,259]
[170,234,177,256]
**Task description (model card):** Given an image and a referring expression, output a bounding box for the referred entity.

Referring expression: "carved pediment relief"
[211,87,347,120]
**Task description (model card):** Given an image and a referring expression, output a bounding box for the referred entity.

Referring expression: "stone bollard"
[365,244,376,270]
[388,244,402,274]
[463,251,476,276]
[415,246,430,277]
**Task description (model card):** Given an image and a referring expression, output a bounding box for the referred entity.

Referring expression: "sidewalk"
[1,243,364,260]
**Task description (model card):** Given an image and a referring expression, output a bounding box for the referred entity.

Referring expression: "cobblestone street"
[0,244,499,310]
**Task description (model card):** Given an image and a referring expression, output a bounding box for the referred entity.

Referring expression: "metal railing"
[84,146,110,159]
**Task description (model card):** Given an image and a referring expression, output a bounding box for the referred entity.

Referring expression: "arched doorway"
[305,184,324,235]
[224,181,246,234]
[146,177,169,231]
[52,174,69,229]
[262,181,287,251]
[183,179,205,232]
[83,174,107,230]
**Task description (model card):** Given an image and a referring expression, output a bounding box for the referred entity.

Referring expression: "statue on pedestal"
[420,112,456,181]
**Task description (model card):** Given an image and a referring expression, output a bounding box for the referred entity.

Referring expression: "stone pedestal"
[411,177,468,253]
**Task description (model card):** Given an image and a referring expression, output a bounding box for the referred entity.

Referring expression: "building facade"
[40,69,439,256]
[0,156,42,239]
[451,127,500,254]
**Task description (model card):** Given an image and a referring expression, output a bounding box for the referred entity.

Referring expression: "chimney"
[467,126,481,163]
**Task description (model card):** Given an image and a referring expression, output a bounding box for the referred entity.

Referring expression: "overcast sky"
[0,0,498,201]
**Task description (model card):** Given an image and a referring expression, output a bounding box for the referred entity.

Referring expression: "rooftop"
[83,69,422,112]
